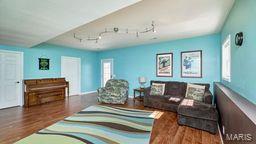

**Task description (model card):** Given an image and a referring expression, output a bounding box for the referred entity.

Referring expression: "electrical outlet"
[222,125,225,134]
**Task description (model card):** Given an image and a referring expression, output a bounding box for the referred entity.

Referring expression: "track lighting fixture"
[73,21,156,43]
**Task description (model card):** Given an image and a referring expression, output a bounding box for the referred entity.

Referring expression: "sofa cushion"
[105,79,129,88]
[150,83,165,95]
[144,96,180,112]
[146,95,182,104]
[185,84,205,102]
[185,83,210,91]
[165,82,186,96]
[144,94,183,112]
[150,81,186,97]
[178,99,218,121]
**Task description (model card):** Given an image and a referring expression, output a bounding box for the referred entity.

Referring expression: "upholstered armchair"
[97,79,129,104]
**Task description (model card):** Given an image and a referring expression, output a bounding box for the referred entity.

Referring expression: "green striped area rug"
[15,105,155,144]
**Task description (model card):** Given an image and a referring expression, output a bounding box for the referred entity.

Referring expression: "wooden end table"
[133,88,146,102]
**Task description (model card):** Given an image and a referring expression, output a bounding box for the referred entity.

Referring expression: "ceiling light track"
[73,21,156,43]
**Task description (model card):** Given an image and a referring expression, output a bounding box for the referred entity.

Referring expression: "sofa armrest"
[204,91,213,105]
[97,87,106,92]
[97,87,106,95]
[144,87,151,97]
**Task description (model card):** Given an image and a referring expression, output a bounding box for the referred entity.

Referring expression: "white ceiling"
[48,0,235,51]
[0,0,140,47]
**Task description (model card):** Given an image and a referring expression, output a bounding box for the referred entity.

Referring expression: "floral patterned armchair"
[97,79,129,104]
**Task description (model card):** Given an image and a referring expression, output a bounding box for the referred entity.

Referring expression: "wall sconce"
[235,32,243,46]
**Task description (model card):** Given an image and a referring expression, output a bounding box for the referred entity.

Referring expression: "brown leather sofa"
[144,80,213,112]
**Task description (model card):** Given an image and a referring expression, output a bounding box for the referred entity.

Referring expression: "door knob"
[16,81,20,83]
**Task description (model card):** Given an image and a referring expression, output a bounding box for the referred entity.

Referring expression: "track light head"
[113,27,119,33]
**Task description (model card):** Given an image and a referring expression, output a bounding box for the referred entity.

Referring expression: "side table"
[133,88,146,102]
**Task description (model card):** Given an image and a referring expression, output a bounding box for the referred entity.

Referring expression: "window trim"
[101,59,114,87]
[222,34,231,82]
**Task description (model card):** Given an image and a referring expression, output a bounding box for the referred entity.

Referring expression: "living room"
[0,0,255,144]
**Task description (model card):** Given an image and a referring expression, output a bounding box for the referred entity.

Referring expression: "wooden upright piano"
[24,78,69,107]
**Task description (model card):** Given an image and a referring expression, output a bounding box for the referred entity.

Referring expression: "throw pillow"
[150,83,165,95]
[185,84,205,102]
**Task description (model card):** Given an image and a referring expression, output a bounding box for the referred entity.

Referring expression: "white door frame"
[0,49,24,107]
[101,59,114,87]
[61,56,81,96]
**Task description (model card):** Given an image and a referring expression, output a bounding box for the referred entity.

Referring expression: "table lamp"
[138,77,147,89]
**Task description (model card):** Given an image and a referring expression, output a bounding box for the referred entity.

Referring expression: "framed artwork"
[181,50,202,78]
[39,58,50,70]
[156,53,173,77]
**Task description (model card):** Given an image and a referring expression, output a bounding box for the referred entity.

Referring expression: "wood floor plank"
[202,130,212,144]
[172,126,186,144]
[162,116,179,144]
[0,94,221,144]
[181,127,194,144]
[192,128,202,144]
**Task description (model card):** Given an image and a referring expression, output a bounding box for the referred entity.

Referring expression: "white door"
[0,50,23,109]
[101,59,113,87]
[61,56,81,96]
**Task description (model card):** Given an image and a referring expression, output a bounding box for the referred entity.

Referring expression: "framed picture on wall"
[181,50,202,78]
[156,53,173,77]
[39,58,50,70]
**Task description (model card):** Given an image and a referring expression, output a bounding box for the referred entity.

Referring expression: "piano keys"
[24,78,69,107]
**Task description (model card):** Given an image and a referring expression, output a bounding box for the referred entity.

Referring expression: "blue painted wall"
[221,0,256,104]
[99,34,221,95]
[0,34,221,96]
[0,44,100,93]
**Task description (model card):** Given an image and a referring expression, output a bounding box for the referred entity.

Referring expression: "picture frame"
[156,53,173,77]
[39,58,50,70]
[181,50,202,78]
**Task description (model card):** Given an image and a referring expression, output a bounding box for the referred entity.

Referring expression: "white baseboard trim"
[218,124,224,144]
[80,91,97,95]
[128,95,134,98]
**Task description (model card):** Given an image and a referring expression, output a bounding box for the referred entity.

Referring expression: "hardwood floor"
[0,93,221,144]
